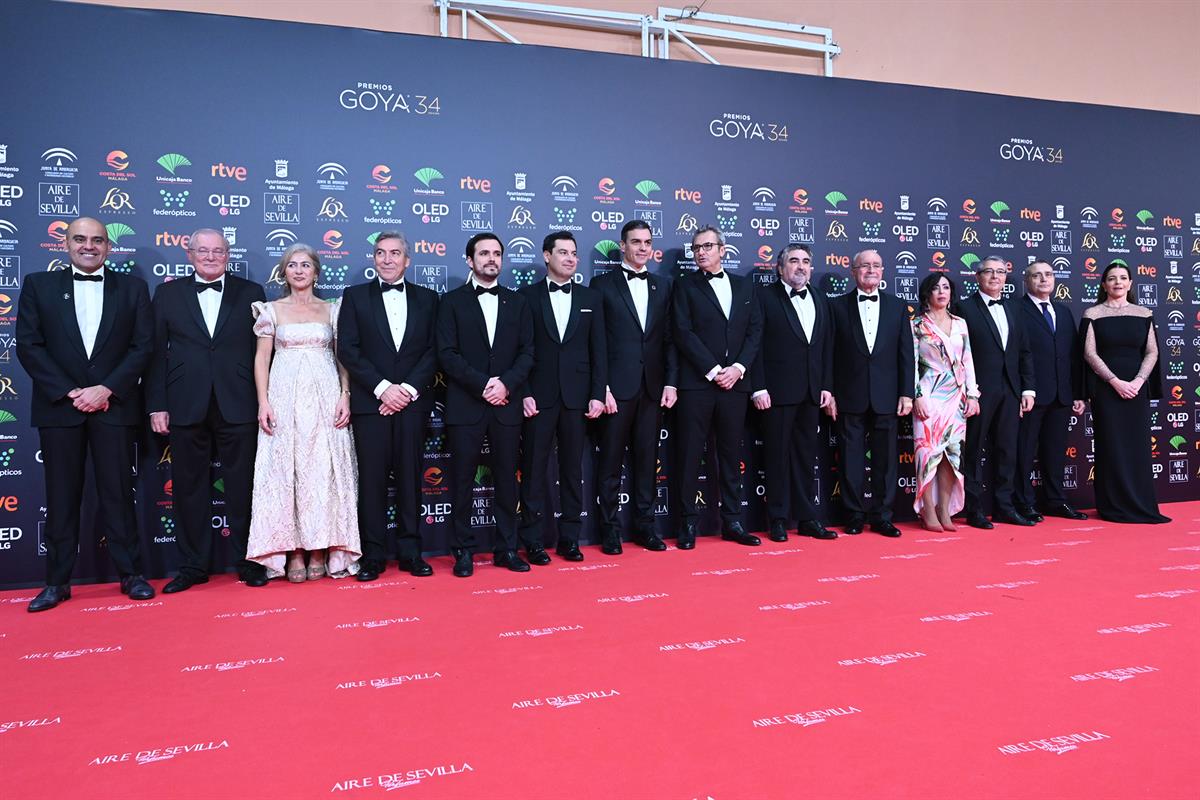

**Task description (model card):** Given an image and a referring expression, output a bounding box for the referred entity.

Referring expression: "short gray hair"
[978,254,1007,273]
[776,243,812,269]
[374,231,408,256]
[188,228,230,250]
[851,249,880,268]
[691,225,724,246]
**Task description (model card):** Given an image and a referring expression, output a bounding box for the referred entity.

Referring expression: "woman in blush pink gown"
[911,274,980,531]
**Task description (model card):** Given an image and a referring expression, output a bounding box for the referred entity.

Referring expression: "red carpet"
[3,504,1198,799]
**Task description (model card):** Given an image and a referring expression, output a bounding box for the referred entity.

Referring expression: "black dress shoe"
[634,531,667,551]
[555,541,584,561]
[452,549,474,578]
[1016,507,1044,523]
[1042,503,1087,520]
[28,585,70,613]
[242,573,269,588]
[870,521,902,538]
[844,516,865,535]
[964,511,994,530]
[494,550,531,572]
[600,533,623,555]
[721,522,761,546]
[163,573,209,594]
[994,510,1036,527]
[356,560,384,582]
[120,575,156,600]
[797,520,837,540]
[768,520,788,543]
[525,547,552,566]
[398,557,434,577]
[677,520,698,550]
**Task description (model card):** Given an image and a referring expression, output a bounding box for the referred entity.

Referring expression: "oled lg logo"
[0,526,21,550]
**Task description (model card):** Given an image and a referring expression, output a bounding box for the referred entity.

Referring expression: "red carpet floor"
[3,504,1199,799]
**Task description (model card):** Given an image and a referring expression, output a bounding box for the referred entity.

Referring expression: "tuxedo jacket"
[435,283,534,426]
[590,268,678,400]
[145,274,265,425]
[955,293,1034,400]
[337,280,439,415]
[16,269,153,427]
[519,281,607,410]
[1017,295,1082,407]
[672,270,762,392]
[829,290,916,415]
[751,281,833,405]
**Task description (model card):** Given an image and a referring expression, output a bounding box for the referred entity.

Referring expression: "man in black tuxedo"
[955,255,1037,528]
[338,232,440,581]
[16,217,155,611]
[146,228,267,591]
[436,233,535,576]
[751,244,837,542]
[827,249,914,538]
[1014,259,1087,521]
[672,225,763,549]
[518,232,607,564]
[592,220,677,554]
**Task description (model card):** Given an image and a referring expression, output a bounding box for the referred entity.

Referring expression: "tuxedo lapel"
[184,279,209,339]
[644,274,665,335]
[775,282,806,343]
[537,283,560,343]
[697,273,725,318]
[58,269,89,361]
[975,293,1004,350]
[850,293,870,356]
[614,271,640,330]
[90,273,119,359]
[209,276,238,340]
[562,288,582,343]
[369,281,398,350]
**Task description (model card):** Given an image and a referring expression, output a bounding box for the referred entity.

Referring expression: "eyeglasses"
[692,241,721,252]
[191,247,229,257]
[978,268,1006,276]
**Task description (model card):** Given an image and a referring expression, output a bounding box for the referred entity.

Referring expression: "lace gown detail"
[247,300,361,577]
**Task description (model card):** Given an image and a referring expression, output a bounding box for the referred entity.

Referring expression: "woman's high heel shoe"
[286,553,306,583]
[935,510,958,532]
[306,552,326,581]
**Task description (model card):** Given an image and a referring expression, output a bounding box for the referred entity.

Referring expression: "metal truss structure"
[433,0,841,76]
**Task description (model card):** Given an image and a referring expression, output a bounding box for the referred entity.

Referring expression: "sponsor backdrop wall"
[0,2,1197,587]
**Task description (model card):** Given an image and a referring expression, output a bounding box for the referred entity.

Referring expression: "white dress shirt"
[471,276,499,347]
[72,267,105,358]
[622,261,649,330]
[547,278,571,340]
[194,274,223,337]
[702,270,745,381]
[372,279,420,401]
[857,290,880,353]
[791,287,816,342]
[980,291,1009,348]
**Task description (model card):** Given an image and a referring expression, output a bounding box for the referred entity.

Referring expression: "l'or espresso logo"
[330,763,472,793]
[90,740,229,766]
[752,706,862,728]
[512,688,620,709]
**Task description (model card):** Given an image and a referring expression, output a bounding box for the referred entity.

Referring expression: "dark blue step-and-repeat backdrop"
[0,1,1197,586]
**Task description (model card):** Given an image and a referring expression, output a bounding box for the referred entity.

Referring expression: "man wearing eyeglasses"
[516,232,607,564]
[955,255,1036,528]
[146,228,268,591]
[827,249,915,538]
[16,217,155,611]
[671,225,764,549]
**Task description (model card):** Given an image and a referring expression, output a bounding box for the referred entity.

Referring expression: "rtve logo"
[210,163,247,181]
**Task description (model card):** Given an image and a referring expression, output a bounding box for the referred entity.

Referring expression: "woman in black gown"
[1079,261,1170,523]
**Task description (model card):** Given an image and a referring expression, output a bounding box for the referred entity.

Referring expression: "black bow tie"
[73,273,103,283]
[790,288,808,299]
[858,293,877,302]
[623,269,648,281]
[548,281,571,294]
[380,281,405,293]
[703,271,726,281]
[195,280,223,293]
[475,285,500,296]
[987,298,1003,307]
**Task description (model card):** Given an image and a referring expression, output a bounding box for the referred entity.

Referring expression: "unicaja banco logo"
[414,167,444,188]
[635,180,660,199]
[106,223,135,244]
[594,240,620,259]
[990,200,1010,217]
[157,153,191,175]
[825,190,847,210]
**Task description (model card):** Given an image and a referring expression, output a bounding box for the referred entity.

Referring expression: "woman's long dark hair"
[918,273,956,314]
